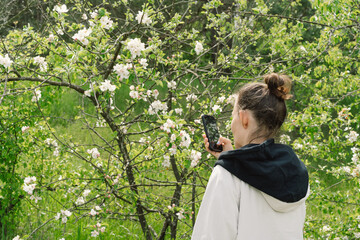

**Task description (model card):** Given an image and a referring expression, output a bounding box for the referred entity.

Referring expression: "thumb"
[218,136,231,145]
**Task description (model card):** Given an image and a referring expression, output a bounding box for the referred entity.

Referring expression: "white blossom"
[75,197,85,205]
[167,81,176,90]
[186,94,198,102]
[162,119,175,133]
[23,183,36,195]
[53,148,60,157]
[212,105,221,113]
[170,134,177,142]
[61,210,72,217]
[175,108,183,115]
[148,100,167,115]
[139,58,148,68]
[190,150,201,167]
[113,64,130,80]
[90,10,98,19]
[12,236,21,240]
[83,189,91,197]
[176,209,185,220]
[179,130,191,148]
[100,16,113,29]
[153,89,159,99]
[99,80,116,92]
[342,166,351,174]
[218,96,226,103]
[353,154,359,164]
[347,131,359,143]
[91,230,99,237]
[169,145,177,155]
[95,205,101,211]
[195,41,204,55]
[89,209,98,216]
[226,94,236,105]
[31,89,42,102]
[72,28,92,45]
[136,11,152,25]
[280,134,291,144]
[293,143,303,150]
[33,56,47,72]
[0,54,13,69]
[24,176,36,184]
[162,155,171,168]
[53,4,68,14]
[126,38,145,58]
[129,90,140,99]
[56,28,64,35]
[47,34,55,42]
[82,14,88,20]
[87,148,100,158]
[45,138,58,147]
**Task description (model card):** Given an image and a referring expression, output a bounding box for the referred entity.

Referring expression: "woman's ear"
[239,110,249,129]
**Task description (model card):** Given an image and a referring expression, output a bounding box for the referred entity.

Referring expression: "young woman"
[192,73,309,240]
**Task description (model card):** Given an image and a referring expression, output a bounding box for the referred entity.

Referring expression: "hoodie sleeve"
[191,166,240,240]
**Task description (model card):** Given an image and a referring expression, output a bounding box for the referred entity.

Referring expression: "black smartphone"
[201,115,223,152]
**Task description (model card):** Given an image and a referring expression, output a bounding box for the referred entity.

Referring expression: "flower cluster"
[23,176,36,195]
[139,58,148,69]
[0,54,13,69]
[84,82,94,97]
[73,28,92,45]
[99,80,116,92]
[89,208,99,216]
[129,85,158,101]
[195,41,204,55]
[179,130,191,148]
[212,105,222,113]
[347,131,359,143]
[55,210,72,224]
[352,147,359,164]
[31,89,42,102]
[167,81,176,90]
[186,94,198,102]
[53,4,68,14]
[161,119,176,133]
[190,150,202,168]
[87,148,100,159]
[148,100,168,115]
[33,56,48,72]
[162,155,171,168]
[91,222,106,237]
[113,63,130,80]
[100,16,113,29]
[45,138,60,156]
[136,11,152,25]
[280,134,291,144]
[126,38,145,58]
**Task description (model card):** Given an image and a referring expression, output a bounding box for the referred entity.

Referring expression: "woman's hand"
[203,134,233,159]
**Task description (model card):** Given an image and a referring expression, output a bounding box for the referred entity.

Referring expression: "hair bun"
[264,73,292,100]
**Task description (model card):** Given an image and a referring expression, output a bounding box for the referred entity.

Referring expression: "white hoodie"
[191,165,309,240]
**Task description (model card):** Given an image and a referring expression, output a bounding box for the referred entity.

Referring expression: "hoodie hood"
[215,138,309,204]
[261,187,310,212]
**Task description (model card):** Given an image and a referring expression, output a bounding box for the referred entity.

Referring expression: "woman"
[192,73,309,240]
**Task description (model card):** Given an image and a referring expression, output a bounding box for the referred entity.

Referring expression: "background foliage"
[1,0,360,239]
